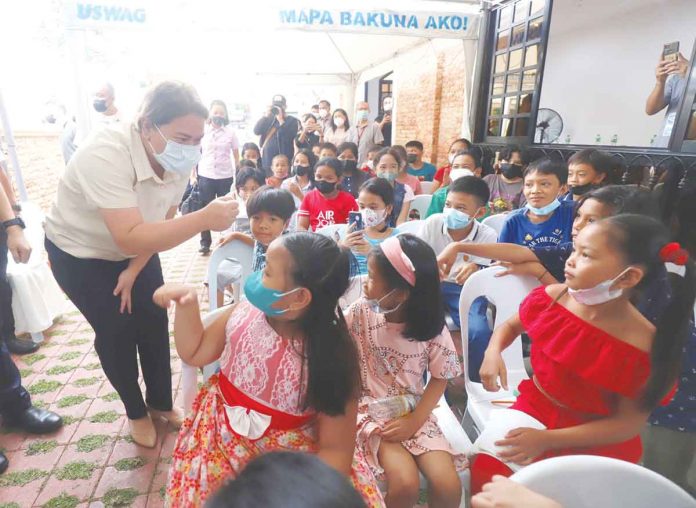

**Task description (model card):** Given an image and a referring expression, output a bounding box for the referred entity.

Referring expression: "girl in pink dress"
[153,232,384,507]
[346,234,466,508]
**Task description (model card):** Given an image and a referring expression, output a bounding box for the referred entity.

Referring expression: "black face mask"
[211,116,227,127]
[294,164,310,177]
[406,153,418,164]
[570,183,596,196]
[501,163,523,179]
[342,159,357,172]
[315,181,337,195]
[93,99,107,113]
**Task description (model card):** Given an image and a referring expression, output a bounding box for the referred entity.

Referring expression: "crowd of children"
[164,134,695,507]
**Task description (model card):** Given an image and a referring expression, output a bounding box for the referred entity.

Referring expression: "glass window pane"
[515,117,530,137]
[492,75,505,96]
[488,117,501,137]
[528,17,543,40]
[511,24,526,47]
[495,53,508,74]
[506,73,521,93]
[514,1,529,23]
[686,110,696,140]
[501,118,513,137]
[525,45,539,67]
[497,30,510,51]
[499,5,513,29]
[509,48,524,70]
[522,69,537,90]
[504,96,519,115]
[490,98,503,116]
[519,93,533,113]
[530,0,545,17]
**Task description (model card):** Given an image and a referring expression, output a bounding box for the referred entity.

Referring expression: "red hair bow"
[659,242,689,266]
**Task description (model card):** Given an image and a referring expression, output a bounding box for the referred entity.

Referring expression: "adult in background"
[317,99,333,132]
[374,94,393,147]
[1,183,63,475]
[197,100,240,255]
[295,113,323,152]
[44,81,239,447]
[325,108,351,147]
[93,82,121,126]
[646,49,690,148]
[254,94,300,174]
[346,102,384,166]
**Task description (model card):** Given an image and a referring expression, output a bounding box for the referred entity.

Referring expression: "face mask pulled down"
[567,267,630,306]
[244,271,302,316]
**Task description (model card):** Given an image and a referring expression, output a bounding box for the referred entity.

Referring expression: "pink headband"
[380,236,416,286]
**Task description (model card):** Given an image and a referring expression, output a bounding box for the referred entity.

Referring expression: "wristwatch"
[2,217,26,231]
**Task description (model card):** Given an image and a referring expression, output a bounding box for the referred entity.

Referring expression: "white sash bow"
[224,404,272,440]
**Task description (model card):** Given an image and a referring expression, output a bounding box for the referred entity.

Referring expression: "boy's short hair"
[246,186,296,220]
[405,140,424,151]
[453,149,482,169]
[523,158,568,185]
[568,148,616,180]
[235,167,264,191]
[337,142,358,158]
[318,142,338,154]
[448,175,490,207]
[315,157,344,178]
[238,158,257,170]
[271,153,289,165]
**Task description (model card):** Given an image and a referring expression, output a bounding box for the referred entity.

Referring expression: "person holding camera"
[295,113,323,151]
[253,95,300,174]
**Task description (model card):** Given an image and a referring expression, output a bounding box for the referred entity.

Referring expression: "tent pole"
[0,89,28,202]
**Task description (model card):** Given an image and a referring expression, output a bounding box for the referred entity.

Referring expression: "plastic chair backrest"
[340,275,364,309]
[459,265,539,392]
[315,223,347,239]
[207,240,254,311]
[420,181,434,194]
[408,195,433,219]
[481,213,509,236]
[396,220,423,236]
[510,456,695,508]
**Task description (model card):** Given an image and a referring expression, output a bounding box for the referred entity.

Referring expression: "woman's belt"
[532,375,601,420]
[218,373,313,440]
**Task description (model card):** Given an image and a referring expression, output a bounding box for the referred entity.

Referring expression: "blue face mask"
[149,124,201,176]
[443,207,472,230]
[377,171,396,183]
[526,199,561,216]
[243,271,302,316]
[365,289,402,315]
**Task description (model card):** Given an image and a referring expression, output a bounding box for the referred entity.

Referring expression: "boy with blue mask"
[499,159,575,248]
[419,176,498,327]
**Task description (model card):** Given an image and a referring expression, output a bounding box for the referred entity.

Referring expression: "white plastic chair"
[420,181,434,194]
[315,223,347,240]
[510,456,696,508]
[408,194,433,220]
[481,213,509,236]
[459,266,539,438]
[339,275,364,309]
[396,219,423,236]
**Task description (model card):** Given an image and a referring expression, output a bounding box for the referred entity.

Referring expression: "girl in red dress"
[470,214,695,493]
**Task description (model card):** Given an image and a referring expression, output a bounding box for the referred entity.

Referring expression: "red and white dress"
[166,301,384,507]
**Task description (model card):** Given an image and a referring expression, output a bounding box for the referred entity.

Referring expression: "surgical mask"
[448,154,456,165]
[501,163,523,180]
[334,117,345,128]
[149,124,201,176]
[211,116,226,127]
[365,289,402,314]
[567,268,629,306]
[362,208,387,228]
[366,160,374,170]
[342,159,357,172]
[443,207,472,230]
[244,271,302,316]
[318,108,329,119]
[570,183,596,196]
[315,180,337,194]
[377,171,396,183]
[526,199,561,216]
[449,168,474,182]
[406,154,418,164]
[294,164,310,177]
[356,110,368,122]
[93,99,107,113]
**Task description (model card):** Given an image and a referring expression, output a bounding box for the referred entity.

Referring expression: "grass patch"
[89,410,120,424]
[73,377,100,387]
[59,351,82,362]
[102,392,120,402]
[159,485,166,498]
[120,435,135,444]
[114,457,146,471]
[0,468,48,487]
[47,329,71,337]
[61,415,80,426]
[83,362,102,371]
[28,379,63,395]
[75,434,110,453]
[32,400,49,409]
[56,394,89,408]
[66,338,90,346]
[47,364,77,376]
[19,367,33,377]
[41,341,60,348]
[25,439,58,456]
[55,460,99,480]
[23,353,46,366]
[0,503,21,508]
[43,493,80,508]
[102,487,139,507]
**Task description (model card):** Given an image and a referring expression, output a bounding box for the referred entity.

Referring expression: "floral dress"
[345,301,468,480]
[166,301,384,507]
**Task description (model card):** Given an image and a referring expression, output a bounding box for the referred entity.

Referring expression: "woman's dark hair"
[238,158,257,170]
[337,142,358,159]
[391,145,408,170]
[318,142,338,155]
[293,149,317,184]
[302,113,317,123]
[137,81,208,129]
[209,99,229,125]
[205,451,366,508]
[568,148,618,184]
[373,147,403,169]
[371,234,445,342]
[242,142,261,159]
[246,186,296,221]
[359,177,395,207]
[449,137,472,152]
[578,185,658,218]
[235,167,264,192]
[600,214,695,410]
[281,233,360,415]
[453,149,482,170]
[523,157,568,185]
[315,157,343,178]
[449,175,490,207]
[330,108,351,131]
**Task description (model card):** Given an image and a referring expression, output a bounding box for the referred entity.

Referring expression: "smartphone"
[663,41,679,63]
[348,211,364,231]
